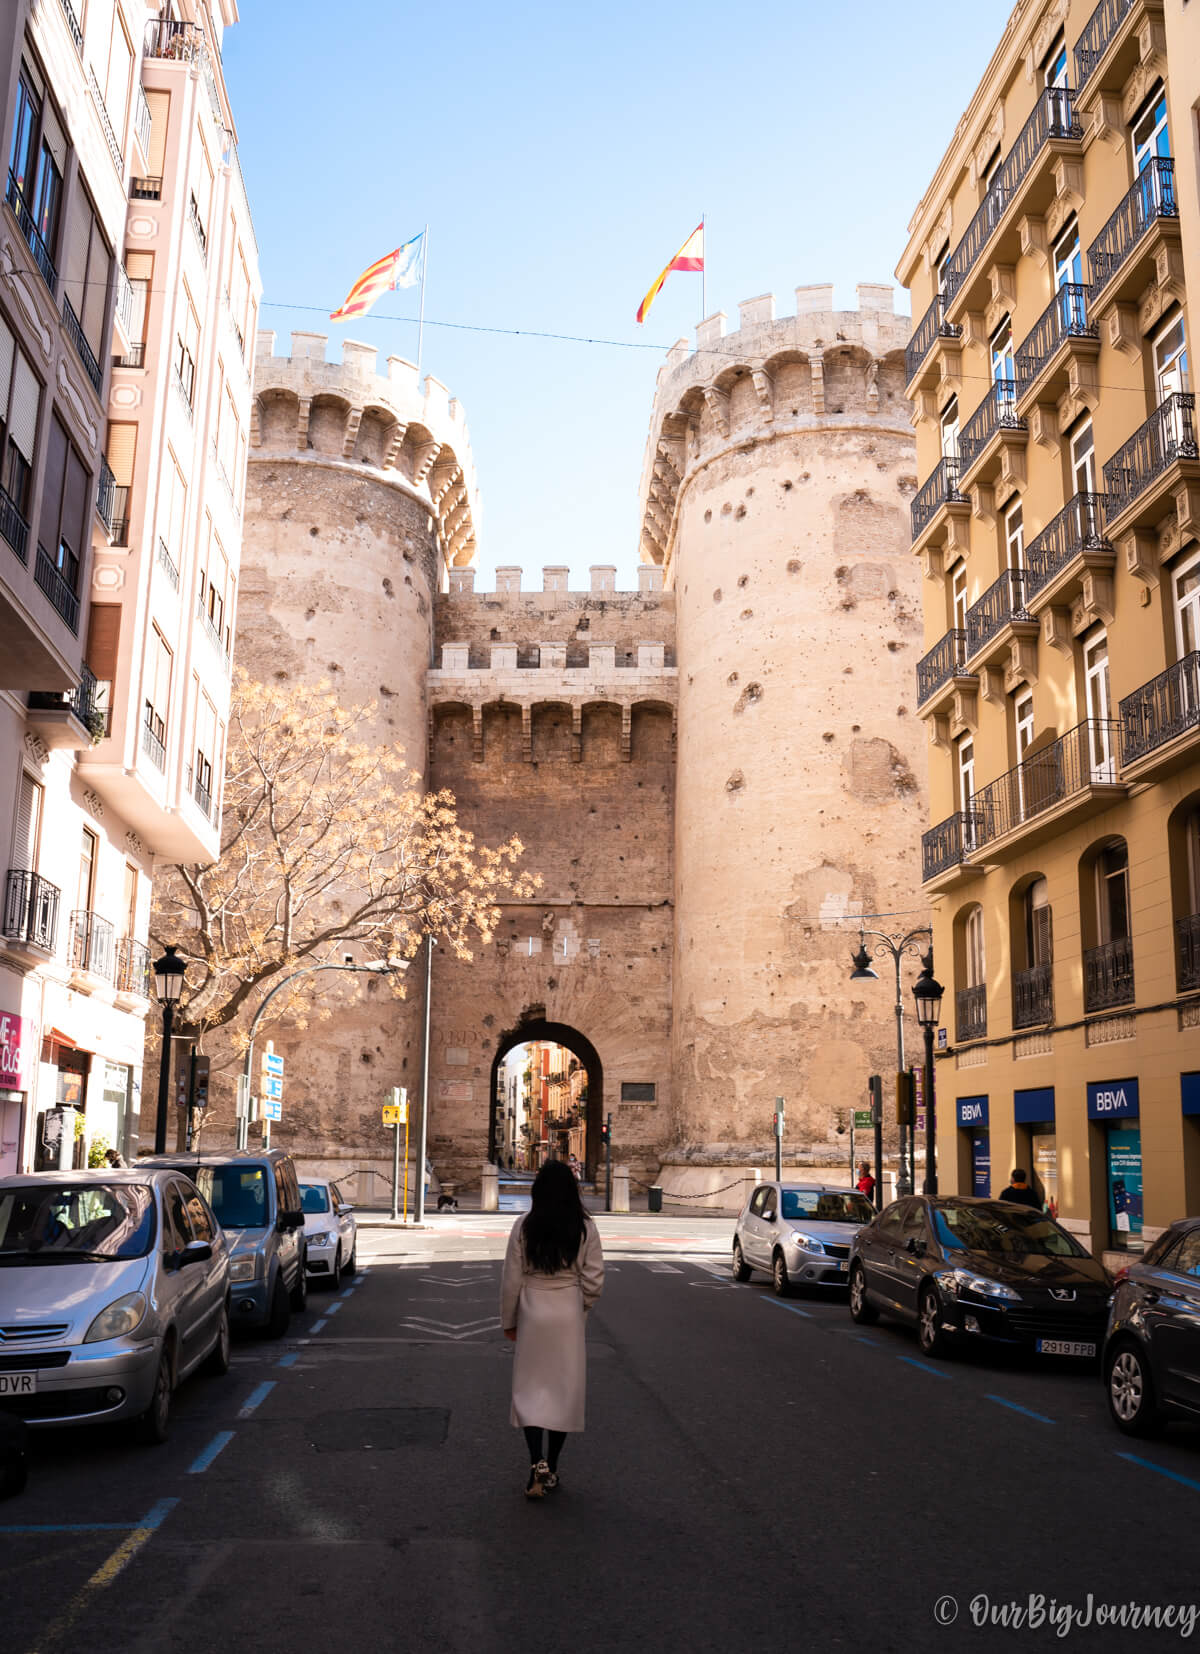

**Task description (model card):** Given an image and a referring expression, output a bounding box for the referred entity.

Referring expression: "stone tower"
[637,284,927,1158]
[235,332,479,1177]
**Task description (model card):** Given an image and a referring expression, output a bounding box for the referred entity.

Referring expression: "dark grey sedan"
[1104,1217,1200,1435]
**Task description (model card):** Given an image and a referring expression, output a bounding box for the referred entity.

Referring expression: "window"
[163,1181,193,1254]
[0,316,40,517]
[991,316,1014,386]
[144,89,169,180]
[193,689,218,816]
[124,250,152,351]
[1132,83,1170,174]
[122,863,137,941]
[1054,219,1082,291]
[1084,631,1115,780]
[143,628,171,768]
[1043,35,1068,89]
[161,452,187,570]
[940,397,959,462]
[1025,878,1053,969]
[981,147,1002,195]
[37,417,89,598]
[13,773,42,872]
[957,735,975,819]
[1004,500,1024,571]
[1097,842,1131,944]
[1070,419,1096,495]
[217,386,239,485]
[85,601,119,735]
[8,65,66,255]
[965,906,985,989]
[189,125,212,246]
[1174,550,1200,659]
[174,290,199,405]
[1015,690,1034,764]
[77,827,97,914]
[934,242,952,299]
[1154,311,1189,402]
[92,4,133,148]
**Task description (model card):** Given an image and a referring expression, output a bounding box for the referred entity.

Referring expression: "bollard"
[611,1164,630,1214]
[480,1162,499,1212]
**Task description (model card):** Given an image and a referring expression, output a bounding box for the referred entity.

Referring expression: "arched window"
[1081,839,1134,1012]
[1013,877,1053,1027]
[955,904,987,1041]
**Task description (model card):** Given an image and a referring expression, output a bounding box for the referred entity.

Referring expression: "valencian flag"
[636,222,704,325]
[330,232,423,323]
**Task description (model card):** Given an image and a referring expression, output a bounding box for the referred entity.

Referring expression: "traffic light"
[600,1116,612,1146]
[868,1075,883,1125]
[190,1054,210,1115]
[896,1069,914,1125]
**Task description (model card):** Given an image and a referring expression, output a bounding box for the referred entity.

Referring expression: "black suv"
[1103,1217,1200,1435]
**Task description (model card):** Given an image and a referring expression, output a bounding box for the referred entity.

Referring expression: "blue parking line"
[187,1430,235,1474]
[1117,1452,1200,1494]
[853,1334,881,1347]
[896,1355,952,1379]
[986,1393,1056,1424]
[309,1318,328,1334]
[762,1296,814,1319]
[326,1301,343,1315]
[237,1381,275,1418]
[140,1498,179,1530]
[277,1351,299,1368]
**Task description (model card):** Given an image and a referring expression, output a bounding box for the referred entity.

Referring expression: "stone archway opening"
[488,1019,603,1184]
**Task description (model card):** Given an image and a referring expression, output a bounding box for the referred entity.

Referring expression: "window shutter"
[81,224,111,355]
[86,0,115,80]
[41,103,67,174]
[61,188,92,322]
[86,601,120,681]
[105,19,132,140]
[38,417,67,550]
[12,773,41,871]
[145,90,169,177]
[105,422,136,487]
[9,353,40,463]
[0,317,14,414]
[63,447,88,566]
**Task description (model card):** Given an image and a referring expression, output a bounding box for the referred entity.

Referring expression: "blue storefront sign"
[957,1095,988,1129]
[1086,1078,1139,1120]
[971,1133,990,1197]
[1014,1086,1055,1124]
[1107,1126,1143,1245]
[1182,1074,1200,1117]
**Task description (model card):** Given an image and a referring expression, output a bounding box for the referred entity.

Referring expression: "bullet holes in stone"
[274,669,288,680]
[309,526,320,537]
[721,502,732,515]
[402,545,416,562]
[704,509,712,523]
[740,609,753,619]
[713,588,722,603]
[305,607,317,621]
[897,705,909,717]
[737,574,749,588]
[897,475,917,495]
[733,682,762,714]
[727,671,739,685]
[887,590,898,602]
[787,559,801,574]
[726,770,745,793]
[328,662,341,672]
[404,575,413,588]
[360,1051,373,1064]
[380,685,395,697]
[886,640,901,653]
[735,504,746,520]
[851,723,861,733]
[382,578,395,599]
[822,731,835,742]
[745,487,754,497]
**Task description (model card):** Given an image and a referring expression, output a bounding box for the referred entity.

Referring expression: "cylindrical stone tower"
[638,283,927,1162]
[236,330,479,1184]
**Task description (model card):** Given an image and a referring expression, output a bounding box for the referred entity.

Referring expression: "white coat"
[500,1215,605,1433]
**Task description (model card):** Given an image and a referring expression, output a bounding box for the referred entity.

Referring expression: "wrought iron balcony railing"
[144,18,206,60]
[1015,284,1096,396]
[956,983,987,1042]
[87,65,123,173]
[57,0,84,53]
[61,295,103,394]
[142,704,166,770]
[157,537,180,590]
[196,598,230,668]
[118,343,146,369]
[1176,913,1200,993]
[130,176,162,200]
[1119,650,1200,764]
[1088,158,1178,296]
[911,456,964,540]
[186,762,214,821]
[188,193,208,258]
[969,717,1120,846]
[959,379,1023,469]
[3,869,60,951]
[921,810,982,882]
[5,171,57,293]
[35,544,80,633]
[1102,393,1197,521]
[1023,492,1109,600]
[96,461,129,543]
[116,937,151,998]
[1084,935,1134,1012]
[0,485,30,565]
[966,567,1031,658]
[115,262,134,337]
[134,84,152,160]
[1013,962,1054,1028]
[916,629,970,708]
[1074,0,1135,92]
[28,664,99,732]
[69,909,116,981]
[905,293,962,385]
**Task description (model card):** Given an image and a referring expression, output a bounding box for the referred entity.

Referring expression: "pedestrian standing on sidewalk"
[500,1157,604,1500]
[855,1160,875,1200]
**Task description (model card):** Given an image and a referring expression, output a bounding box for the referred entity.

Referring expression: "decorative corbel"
[1029,402,1060,454]
[919,545,946,581]
[1042,606,1074,655]
[928,712,951,752]
[472,706,483,763]
[381,420,409,470]
[620,704,632,762]
[341,406,362,459]
[1018,215,1049,268]
[1121,526,1160,589]
[411,439,443,487]
[1079,568,1116,627]
[865,359,879,415]
[571,705,583,763]
[962,310,988,351]
[810,352,825,416]
[750,368,774,420]
[952,684,979,734]
[1005,636,1038,691]
[521,704,533,763]
[980,666,1006,704]
[1086,93,1124,151]
[1175,483,1200,543]
[702,385,730,437]
[985,266,1017,335]
[1051,158,1084,222]
[969,481,996,525]
[1104,302,1140,359]
[296,396,311,451]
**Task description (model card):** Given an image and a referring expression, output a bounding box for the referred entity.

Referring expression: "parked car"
[732,1182,876,1295]
[0,1169,230,1440]
[300,1178,357,1289]
[140,1150,307,1337]
[1103,1216,1200,1436]
[848,1194,1112,1360]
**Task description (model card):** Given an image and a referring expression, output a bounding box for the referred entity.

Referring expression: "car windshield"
[932,1204,1086,1258]
[188,1166,269,1230]
[781,1189,874,1223]
[0,1184,156,1260]
[300,1184,330,1214]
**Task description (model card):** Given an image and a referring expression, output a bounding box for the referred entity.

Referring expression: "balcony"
[1087,159,1179,316]
[1013,962,1054,1028]
[956,983,987,1043]
[1074,0,1161,99]
[186,763,214,822]
[142,705,167,771]
[973,718,1121,848]
[905,294,962,391]
[114,264,134,341]
[133,84,152,163]
[965,567,1036,669]
[61,296,103,396]
[1119,650,1200,778]
[1102,393,1199,537]
[157,537,180,591]
[96,461,129,545]
[921,811,982,886]
[188,194,208,260]
[910,456,969,556]
[958,379,1026,492]
[1014,285,1099,417]
[196,598,231,671]
[130,176,162,201]
[87,65,124,174]
[915,628,975,715]
[1023,492,1113,611]
[5,172,57,294]
[174,366,195,421]
[116,937,151,1001]
[34,545,80,635]
[27,666,100,749]
[117,343,146,370]
[69,910,116,985]
[145,18,206,60]
[1176,914,1200,994]
[0,486,30,566]
[3,870,59,955]
[57,0,84,53]
[1084,936,1134,1013]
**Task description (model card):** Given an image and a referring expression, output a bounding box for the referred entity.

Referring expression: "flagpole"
[416,223,429,378]
[700,212,706,321]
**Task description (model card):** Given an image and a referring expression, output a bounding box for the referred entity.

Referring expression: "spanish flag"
[330,233,423,323]
[636,223,704,326]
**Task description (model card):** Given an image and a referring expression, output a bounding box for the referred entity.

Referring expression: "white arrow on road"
[399,1316,502,1341]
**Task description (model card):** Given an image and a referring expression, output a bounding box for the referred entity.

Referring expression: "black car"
[1103,1217,1200,1436]
[848,1195,1112,1360]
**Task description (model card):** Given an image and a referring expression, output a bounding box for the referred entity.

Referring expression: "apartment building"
[0,0,258,1175]
[900,0,1199,1261]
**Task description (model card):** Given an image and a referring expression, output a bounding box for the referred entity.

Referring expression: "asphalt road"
[2,1217,1198,1654]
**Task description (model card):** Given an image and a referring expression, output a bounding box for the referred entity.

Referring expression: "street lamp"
[151,945,187,1153]
[911,949,945,1197]
[848,925,931,1202]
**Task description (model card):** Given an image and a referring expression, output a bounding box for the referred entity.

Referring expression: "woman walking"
[501,1157,605,1499]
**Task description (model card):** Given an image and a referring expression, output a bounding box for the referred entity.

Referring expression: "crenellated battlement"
[445,564,664,599]
[251,330,480,570]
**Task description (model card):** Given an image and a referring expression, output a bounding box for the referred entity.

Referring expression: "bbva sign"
[956,1095,988,1128]
[1086,1078,1139,1120]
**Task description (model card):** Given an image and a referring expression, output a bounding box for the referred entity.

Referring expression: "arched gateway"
[488,1021,603,1183]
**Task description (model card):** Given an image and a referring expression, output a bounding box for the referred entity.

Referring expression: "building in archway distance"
[236,289,926,1195]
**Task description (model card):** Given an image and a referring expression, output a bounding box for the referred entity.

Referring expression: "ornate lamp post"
[151,945,187,1153]
[911,950,945,1196]
[849,925,932,1198]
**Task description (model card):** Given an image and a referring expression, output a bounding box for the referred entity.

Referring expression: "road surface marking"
[237,1380,275,1418]
[24,1499,178,1654]
[1117,1452,1200,1494]
[326,1301,343,1314]
[188,1430,235,1473]
[896,1355,952,1378]
[277,1351,299,1367]
[647,1262,684,1274]
[309,1318,329,1334]
[852,1335,881,1347]
[986,1394,1055,1424]
[762,1297,813,1319]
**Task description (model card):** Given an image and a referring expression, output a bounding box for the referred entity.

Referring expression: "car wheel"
[849,1262,878,1324]
[772,1252,791,1298]
[917,1285,948,1358]
[136,1348,173,1444]
[204,1300,231,1377]
[731,1240,751,1283]
[344,1241,357,1277]
[289,1259,308,1313]
[1106,1340,1161,1437]
[328,1248,342,1293]
[266,1272,291,1339]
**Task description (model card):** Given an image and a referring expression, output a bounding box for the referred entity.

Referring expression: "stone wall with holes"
[639,284,931,1164]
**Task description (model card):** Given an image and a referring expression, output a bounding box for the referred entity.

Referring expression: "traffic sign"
[264,1076,283,1101]
[382,1103,402,1126]
[853,1109,873,1130]
[264,1052,284,1077]
[261,1098,282,1122]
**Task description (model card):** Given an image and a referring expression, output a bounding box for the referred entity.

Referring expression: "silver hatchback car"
[0,1170,230,1440]
[732,1181,876,1295]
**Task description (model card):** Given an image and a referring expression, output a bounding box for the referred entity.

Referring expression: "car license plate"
[1036,1339,1096,1357]
[0,1372,36,1396]
[837,1261,848,1272]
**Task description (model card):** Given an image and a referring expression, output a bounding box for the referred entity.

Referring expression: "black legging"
[523,1426,566,1469]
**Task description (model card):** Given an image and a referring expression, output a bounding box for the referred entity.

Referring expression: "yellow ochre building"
[899,0,1200,1263]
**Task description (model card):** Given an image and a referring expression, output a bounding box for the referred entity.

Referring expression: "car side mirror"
[180,1240,213,1267]
[906,1237,926,1256]
[764,1211,776,1223]
[339,1203,354,1214]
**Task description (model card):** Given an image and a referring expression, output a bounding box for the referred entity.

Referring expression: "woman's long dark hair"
[522,1158,587,1273]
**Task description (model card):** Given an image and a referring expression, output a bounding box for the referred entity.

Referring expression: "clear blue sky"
[223,0,1013,591]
